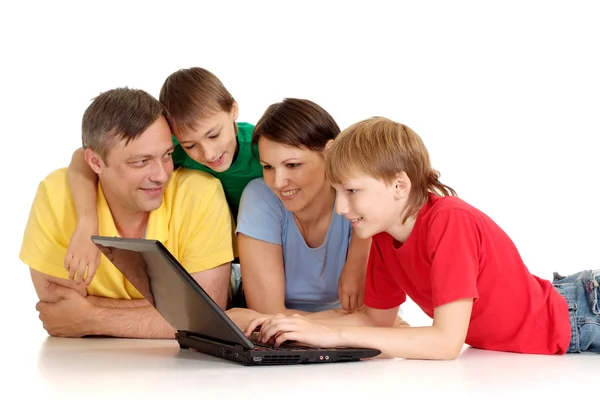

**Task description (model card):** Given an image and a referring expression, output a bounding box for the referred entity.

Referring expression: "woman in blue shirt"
[236,98,371,314]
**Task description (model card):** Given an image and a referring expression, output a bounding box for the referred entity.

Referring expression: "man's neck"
[102,190,149,239]
[114,211,149,239]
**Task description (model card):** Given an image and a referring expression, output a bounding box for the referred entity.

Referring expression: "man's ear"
[393,171,411,199]
[84,148,105,175]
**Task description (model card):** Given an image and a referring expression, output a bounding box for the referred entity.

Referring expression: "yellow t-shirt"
[19,167,235,300]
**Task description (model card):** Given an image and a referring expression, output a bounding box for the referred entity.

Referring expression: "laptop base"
[176,331,374,366]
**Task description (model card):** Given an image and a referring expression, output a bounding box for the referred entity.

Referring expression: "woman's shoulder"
[240,178,285,209]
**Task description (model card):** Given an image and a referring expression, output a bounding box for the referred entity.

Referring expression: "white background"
[1,0,599,342]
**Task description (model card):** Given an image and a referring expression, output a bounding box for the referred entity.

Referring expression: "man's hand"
[338,261,366,312]
[64,221,100,286]
[36,283,95,337]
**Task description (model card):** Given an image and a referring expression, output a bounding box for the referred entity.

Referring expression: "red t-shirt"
[364,193,571,355]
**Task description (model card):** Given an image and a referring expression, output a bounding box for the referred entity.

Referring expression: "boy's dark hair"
[159,67,236,136]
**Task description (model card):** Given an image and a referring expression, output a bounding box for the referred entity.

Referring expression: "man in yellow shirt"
[19,87,235,339]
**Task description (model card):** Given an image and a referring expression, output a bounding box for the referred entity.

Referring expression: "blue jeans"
[552,269,600,353]
[228,263,246,308]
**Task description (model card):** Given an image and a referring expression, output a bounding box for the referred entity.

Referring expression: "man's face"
[92,115,175,214]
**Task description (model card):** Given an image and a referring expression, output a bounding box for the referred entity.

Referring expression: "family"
[20,67,600,359]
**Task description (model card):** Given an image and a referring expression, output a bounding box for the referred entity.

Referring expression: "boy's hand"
[64,222,100,286]
[338,261,366,312]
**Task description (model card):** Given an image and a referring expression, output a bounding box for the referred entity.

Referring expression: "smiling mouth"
[349,217,363,223]
[209,154,225,165]
[281,189,300,197]
[140,187,163,194]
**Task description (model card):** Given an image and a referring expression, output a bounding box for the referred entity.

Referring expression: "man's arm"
[190,262,231,310]
[84,265,231,337]
[30,268,87,302]
[31,269,175,339]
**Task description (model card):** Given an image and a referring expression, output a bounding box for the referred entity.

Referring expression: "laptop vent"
[261,355,302,365]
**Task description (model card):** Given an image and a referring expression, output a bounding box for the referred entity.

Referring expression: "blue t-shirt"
[236,178,352,312]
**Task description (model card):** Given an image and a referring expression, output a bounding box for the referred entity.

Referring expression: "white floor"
[4,296,596,399]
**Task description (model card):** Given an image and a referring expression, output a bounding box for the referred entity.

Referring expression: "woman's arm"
[238,233,311,316]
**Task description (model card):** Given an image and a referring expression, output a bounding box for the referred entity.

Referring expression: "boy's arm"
[65,148,100,285]
[336,299,472,359]
[251,299,472,360]
[338,233,371,311]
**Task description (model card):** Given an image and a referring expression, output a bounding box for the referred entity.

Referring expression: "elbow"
[435,340,464,360]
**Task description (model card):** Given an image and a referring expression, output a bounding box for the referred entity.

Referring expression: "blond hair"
[326,117,456,222]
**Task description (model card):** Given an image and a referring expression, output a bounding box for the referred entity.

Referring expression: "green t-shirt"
[171,122,263,220]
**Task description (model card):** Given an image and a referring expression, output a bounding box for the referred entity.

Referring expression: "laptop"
[90,236,381,366]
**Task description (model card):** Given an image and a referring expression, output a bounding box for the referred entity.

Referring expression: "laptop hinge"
[177,330,249,350]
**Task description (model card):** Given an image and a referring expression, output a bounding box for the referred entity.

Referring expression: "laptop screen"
[91,236,251,348]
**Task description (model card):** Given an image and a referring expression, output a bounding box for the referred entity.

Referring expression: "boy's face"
[332,173,404,239]
[175,104,238,172]
[88,115,175,214]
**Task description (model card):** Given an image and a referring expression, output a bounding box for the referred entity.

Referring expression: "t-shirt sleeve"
[363,234,407,309]
[19,171,72,279]
[177,173,235,274]
[427,209,480,309]
[235,179,284,245]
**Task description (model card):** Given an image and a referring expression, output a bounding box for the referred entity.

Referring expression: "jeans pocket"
[583,270,600,315]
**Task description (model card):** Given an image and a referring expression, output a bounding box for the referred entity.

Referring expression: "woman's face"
[258,137,329,213]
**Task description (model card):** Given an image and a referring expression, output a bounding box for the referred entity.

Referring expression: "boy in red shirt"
[245,117,600,359]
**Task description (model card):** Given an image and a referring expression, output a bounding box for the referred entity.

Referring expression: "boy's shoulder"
[425,193,479,217]
[236,122,255,144]
[421,193,497,233]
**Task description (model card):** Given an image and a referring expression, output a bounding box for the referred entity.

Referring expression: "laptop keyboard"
[249,333,318,351]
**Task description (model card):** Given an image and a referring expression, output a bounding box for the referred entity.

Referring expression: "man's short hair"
[81,87,167,162]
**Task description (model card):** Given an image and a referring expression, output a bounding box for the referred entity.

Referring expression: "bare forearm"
[346,235,370,271]
[314,310,376,326]
[87,296,149,309]
[88,306,176,339]
[67,148,99,222]
[338,326,462,360]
